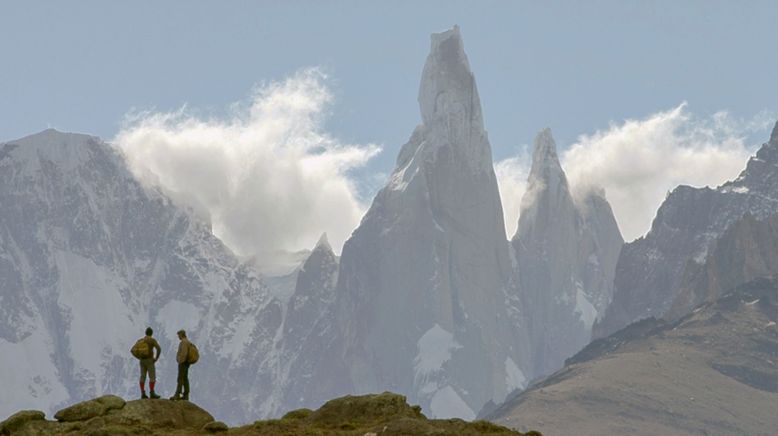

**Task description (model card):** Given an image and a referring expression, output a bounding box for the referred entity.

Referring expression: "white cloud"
[496,103,774,242]
[115,69,380,271]
[494,153,530,238]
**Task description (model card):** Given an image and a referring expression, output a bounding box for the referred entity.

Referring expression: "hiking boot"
[169,394,180,401]
[181,394,189,401]
[149,391,160,399]
[141,392,148,399]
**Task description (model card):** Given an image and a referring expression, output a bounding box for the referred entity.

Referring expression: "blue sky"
[2,1,778,255]
[3,1,777,161]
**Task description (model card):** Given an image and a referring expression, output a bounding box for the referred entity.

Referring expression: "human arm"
[176,340,187,363]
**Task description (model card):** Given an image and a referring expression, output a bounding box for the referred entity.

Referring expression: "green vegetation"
[0,392,539,435]
[249,392,532,435]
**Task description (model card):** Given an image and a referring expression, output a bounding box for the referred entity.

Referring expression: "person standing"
[138,327,161,399]
[170,329,192,401]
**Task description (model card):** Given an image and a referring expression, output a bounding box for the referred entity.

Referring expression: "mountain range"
[2,25,778,433]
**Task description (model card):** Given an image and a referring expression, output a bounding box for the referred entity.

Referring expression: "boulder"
[203,420,229,432]
[104,399,214,430]
[54,395,126,422]
[95,395,126,411]
[0,410,45,435]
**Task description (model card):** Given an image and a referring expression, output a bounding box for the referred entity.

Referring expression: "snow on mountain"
[298,26,532,419]
[0,129,280,424]
[512,128,623,377]
[595,120,778,338]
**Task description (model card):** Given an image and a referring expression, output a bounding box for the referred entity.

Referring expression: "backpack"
[187,342,199,364]
[131,338,151,359]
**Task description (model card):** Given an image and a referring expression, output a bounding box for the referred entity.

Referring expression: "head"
[177,329,186,339]
[145,327,153,337]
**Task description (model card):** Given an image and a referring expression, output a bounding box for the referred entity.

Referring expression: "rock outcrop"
[668,212,778,320]
[512,129,622,376]
[1,393,536,435]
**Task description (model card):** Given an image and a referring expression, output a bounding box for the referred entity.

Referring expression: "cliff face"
[668,213,778,320]
[512,129,622,376]
[595,121,778,338]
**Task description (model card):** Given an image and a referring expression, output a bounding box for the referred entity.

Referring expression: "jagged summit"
[527,128,566,186]
[418,25,485,149]
[718,119,778,194]
[6,128,96,147]
[313,232,332,253]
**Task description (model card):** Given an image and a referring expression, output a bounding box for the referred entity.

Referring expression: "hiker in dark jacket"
[139,327,162,399]
[170,329,192,401]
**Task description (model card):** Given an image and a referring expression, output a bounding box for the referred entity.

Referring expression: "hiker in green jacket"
[139,327,162,399]
[170,329,192,401]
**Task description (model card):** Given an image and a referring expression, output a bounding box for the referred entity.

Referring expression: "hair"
[145,327,153,336]
[177,329,186,337]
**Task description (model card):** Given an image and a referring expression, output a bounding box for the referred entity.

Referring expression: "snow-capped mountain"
[0,129,285,424]
[299,26,531,420]
[512,128,623,376]
[594,121,778,338]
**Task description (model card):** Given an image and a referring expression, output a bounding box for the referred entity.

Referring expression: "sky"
[2,1,778,264]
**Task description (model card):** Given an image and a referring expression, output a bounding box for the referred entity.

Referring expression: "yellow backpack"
[187,342,199,364]
[131,338,151,359]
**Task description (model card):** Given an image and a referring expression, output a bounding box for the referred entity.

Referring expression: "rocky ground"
[1,392,539,435]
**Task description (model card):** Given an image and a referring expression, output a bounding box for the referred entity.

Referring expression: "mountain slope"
[595,121,778,338]
[0,129,281,424]
[486,276,778,436]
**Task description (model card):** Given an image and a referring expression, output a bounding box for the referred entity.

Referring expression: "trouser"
[175,362,190,397]
[139,358,156,383]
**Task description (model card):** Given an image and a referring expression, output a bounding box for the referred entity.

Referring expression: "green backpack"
[131,338,151,359]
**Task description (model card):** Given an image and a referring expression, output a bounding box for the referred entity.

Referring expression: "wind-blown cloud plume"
[496,104,774,241]
[115,69,380,272]
[494,153,530,238]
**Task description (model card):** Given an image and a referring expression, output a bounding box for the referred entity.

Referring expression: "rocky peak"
[722,119,778,193]
[1,129,111,175]
[516,128,575,242]
[752,120,778,163]
[512,127,623,376]
[527,128,567,190]
[418,25,480,127]
[312,232,333,255]
[297,233,338,282]
[417,26,489,174]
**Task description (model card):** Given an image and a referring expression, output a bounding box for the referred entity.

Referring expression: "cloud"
[496,103,774,241]
[494,153,530,238]
[115,69,380,272]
